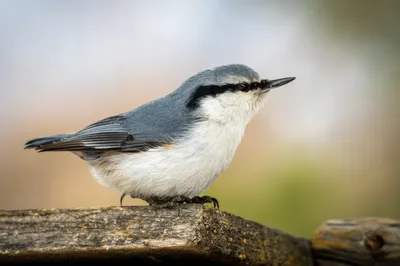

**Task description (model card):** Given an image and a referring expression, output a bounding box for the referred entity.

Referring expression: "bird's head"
[177,64,295,124]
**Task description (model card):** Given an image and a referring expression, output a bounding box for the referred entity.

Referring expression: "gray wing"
[28,97,196,153]
[26,90,196,153]
[33,114,175,153]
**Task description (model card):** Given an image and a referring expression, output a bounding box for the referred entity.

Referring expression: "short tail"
[24,134,72,152]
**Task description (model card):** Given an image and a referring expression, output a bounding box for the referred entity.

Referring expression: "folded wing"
[25,114,171,153]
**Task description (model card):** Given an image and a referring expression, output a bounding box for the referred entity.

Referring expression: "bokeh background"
[1,0,399,238]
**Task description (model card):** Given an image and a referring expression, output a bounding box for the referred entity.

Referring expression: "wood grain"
[0,204,312,265]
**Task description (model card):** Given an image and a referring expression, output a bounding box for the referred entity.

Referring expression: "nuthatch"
[25,64,295,208]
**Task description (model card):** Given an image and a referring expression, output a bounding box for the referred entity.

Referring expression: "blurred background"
[1,0,399,238]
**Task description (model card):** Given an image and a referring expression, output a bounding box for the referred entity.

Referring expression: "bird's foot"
[167,195,219,209]
[189,196,219,209]
[120,194,219,209]
[146,195,189,208]
[145,195,219,209]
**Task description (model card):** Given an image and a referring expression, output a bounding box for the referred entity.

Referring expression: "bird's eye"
[210,86,217,97]
[250,82,259,89]
[239,83,250,92]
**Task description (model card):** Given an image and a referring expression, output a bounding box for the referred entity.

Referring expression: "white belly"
[88,120,245,200]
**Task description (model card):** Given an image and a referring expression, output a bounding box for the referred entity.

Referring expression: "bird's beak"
[262,77,296,91]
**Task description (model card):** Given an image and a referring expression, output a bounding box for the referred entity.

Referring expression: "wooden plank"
[0,204,312,265]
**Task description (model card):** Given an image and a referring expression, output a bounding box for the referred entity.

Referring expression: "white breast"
[89,119,246,200]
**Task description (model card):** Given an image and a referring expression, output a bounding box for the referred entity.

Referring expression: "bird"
[24,64,295,209]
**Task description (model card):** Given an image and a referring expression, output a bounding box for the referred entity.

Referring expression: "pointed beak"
[261,77,296,91]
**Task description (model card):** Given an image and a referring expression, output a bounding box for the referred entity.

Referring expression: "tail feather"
[24,134,72,152]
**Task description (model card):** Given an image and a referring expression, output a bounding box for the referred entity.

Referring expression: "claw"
[211,197,220,209]
[120,193,126,207]
[190,196,219,209]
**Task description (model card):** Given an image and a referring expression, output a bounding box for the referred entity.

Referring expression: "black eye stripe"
[186,80,269,109]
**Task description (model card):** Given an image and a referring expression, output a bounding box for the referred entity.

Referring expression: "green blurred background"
[1,0,399,238]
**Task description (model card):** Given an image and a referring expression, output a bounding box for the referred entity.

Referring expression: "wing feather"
[36,114,170,152]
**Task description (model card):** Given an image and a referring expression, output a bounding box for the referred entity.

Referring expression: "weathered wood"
[0,204,312,265]
[312,218,400,266]
[1,205,399,265]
